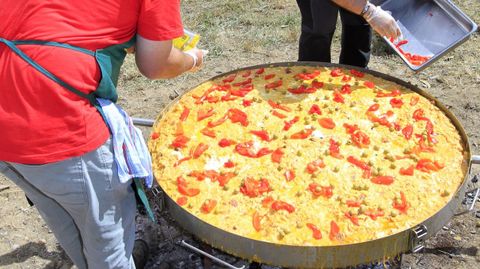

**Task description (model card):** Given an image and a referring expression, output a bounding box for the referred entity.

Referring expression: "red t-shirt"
[0,0,183,164]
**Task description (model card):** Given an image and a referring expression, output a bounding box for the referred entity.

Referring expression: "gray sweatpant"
[0,138,136,269]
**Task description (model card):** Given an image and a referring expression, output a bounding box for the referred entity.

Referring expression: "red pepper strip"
[340,84,352,94]
[252,211,262,231]
[201,128,216,138]
[413,109,428,122]
[366,111,392,128]
[308,104,322,115]
[283,116,300,131]
[329,221,340,241]
[232,78,252,87]
[350,69,365,78]
[265,80,283,89]
[250,130,271,141]
[188,170,207,181]
[351,130,370,148]
[255,68,265,75]
[180,106,190,121]
[171,135,189,148]
[416,158,444,173]
[174,156,192,167]
[151,132,159,140]
[345,212,360,226]
[312,80,324,88]
[364,81,375,89]
[305,159,326,174]
[399,165,414,176]
[393,191,409,214]
[176,196,188,206]
[343,123,359,134]
[329,139,343,159]
[390,98,404,108]
[290,128,314,139]
[218,138,236,147]
[235,141,272,158]
[364,209,385,220]
[272,110,287,119]
[197,108,215,121]
[222,74,237,83]
[295,70,321,80]
[342,75,352,82]
[208,114,228,128]
[264,74,275,80]
[268,100,292,112]
[371,176,395,185]
[220,92,237,101]
[308,183,333,198]
[410,96,419,106]
[367,104,379,112]
[242,99,253,107]
[347,156,371,178]
[200,199,217,214]
[271,200,295,213]
[206,95,220,103]
[288,85,316,94]
[223,160,235,168]
[318,118,336,129]
[271,148,284,163]
[261,196,274,208]
[228,108,249,126]
[229,89,250,97]
[192,143,208,159]
[346,199,362,207]
[240,177,270,198]
[402,124,413,140]
[177,176,200,197]
[376,89,401,98]
[330,68,343,77]
[333,91,345,103]
[284,169,295,182]
[306,223,323,240]
[217,172,235,187]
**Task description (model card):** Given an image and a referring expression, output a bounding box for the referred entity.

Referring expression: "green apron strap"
[133,178,155,221]
[13,40,95,56]
[0,38,96,104]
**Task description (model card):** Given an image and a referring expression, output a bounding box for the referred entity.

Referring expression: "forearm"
[331,0,368,15]
[135,35,196,80]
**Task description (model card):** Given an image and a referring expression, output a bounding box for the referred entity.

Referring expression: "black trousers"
[297,0,372,68]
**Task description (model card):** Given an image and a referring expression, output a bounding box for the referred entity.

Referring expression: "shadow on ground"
[0,241,73,269]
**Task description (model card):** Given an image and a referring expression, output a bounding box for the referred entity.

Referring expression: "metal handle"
[180,240,245,269]
[410,225,428,253]
[455,188,480,216]
[132,118,154,127]
[472,155,480,165]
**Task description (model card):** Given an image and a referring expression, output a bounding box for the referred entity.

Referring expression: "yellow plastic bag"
[173,29,200,51]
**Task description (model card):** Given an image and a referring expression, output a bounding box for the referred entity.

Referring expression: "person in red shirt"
[0,1,205,268]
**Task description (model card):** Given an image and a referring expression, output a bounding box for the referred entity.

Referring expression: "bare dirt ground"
[1,0,479,268]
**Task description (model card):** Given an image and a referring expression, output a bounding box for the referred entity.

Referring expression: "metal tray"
[381,0,477,71]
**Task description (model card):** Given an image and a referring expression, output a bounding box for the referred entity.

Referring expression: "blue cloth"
[97,98,153,188]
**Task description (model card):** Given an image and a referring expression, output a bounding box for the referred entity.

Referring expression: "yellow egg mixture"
[148,65,466,246]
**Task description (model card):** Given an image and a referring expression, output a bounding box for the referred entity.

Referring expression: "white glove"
[362,3,402,40]
[184,48,209,72]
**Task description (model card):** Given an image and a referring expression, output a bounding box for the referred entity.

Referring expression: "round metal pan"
[150,62,476,268]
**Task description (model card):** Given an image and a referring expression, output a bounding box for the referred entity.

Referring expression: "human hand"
[363,3,402,40]
[184,48,209,72]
